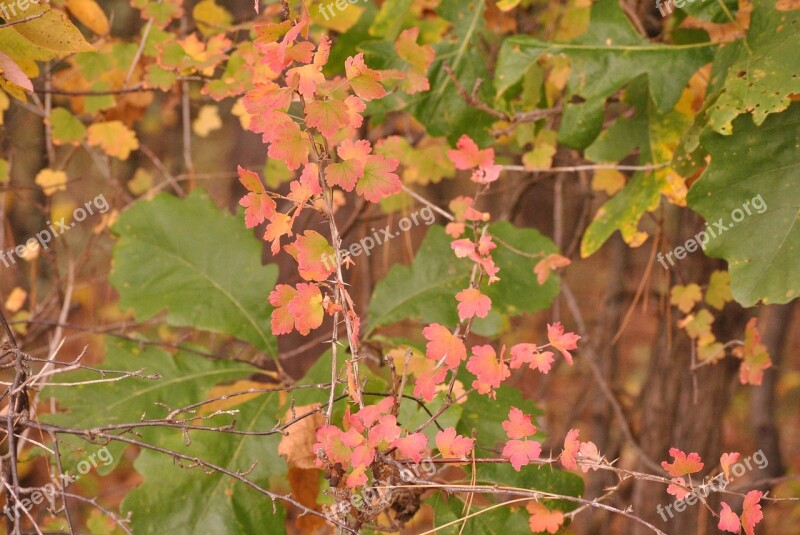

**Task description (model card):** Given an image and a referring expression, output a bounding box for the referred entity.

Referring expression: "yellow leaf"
[522,129,557,170]
[193,0,232,36]
[35,169,68,196]
[65,0,109,35]
[277,403,324,470]
[706,270,733,310]
[497,0,522,10]
[670,283,703,313]
[4,287,27,313]
[87,121,139,160]
[8,5,94,54]
[127,168,153,196]
[192,104,222,137]
[231,98,251,130]
[592,168,625,195]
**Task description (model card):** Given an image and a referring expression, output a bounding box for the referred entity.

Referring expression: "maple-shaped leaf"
[738,318,772,386]
[450,196,491,222]
[356,155,401,203]
[345,53,386,101]
[706,270,733,310]
[451,238,476,258]
[284,230,336,281]
[502,406,537,440]
[718,502,742,534]
[286,64,325,98]
[264,212,293,255]
[435,428,475,459]
[447,134,495,170]
[510,344,554,374]
[238,166,276,228]
[578,441,601,473]
[268,284,296,335]
[325,139,370,191]
[243,82,293,134]
[392,432,428,463]
[502,439,541,471]
[721,452,741,480]
[268,120,309,171]
[368,414,402,450]
[547,322,580,365]
[422,323,467,370]
[87,121,139,160]
[346,465,368,488]
[413,366,448,402]
[313,425,363,467]
[287,283,324,336]
[353,397,394,430]
[667,477,690,500]
[741,490,763,535]
[661,448,704,477]
[560,428,580,470]
[670,284,703,314]
[526,501,565,534]
[477,234,497,256]
[305,99,349,138]
[534,253,571,285]
[455,288,492,320]
[395,27,434,74]
[465,345,510,398]
[344,95,366,129]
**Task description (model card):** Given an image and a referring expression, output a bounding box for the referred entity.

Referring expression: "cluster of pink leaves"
[661,448,764,534]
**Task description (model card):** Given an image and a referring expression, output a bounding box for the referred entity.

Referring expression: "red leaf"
[721,452,740,480]
[526,501,565,534]
[413,366,448,402]
[502,439,541,471]
[466,345,510,397]
[284,230,336,281]
[268,284,297,335]
[741,490,763,535]
[392,432,428,463]
[368,414,402,450]
[435,428,475,459]
[423,323,467,370]
[325,139,370,191]
[345,53,386,101]
[264,212,293,255]
[661,447,704,477]
[356,154,401,203]
[447,134,495,170]
[268,120,309,170]
[510,343,554,374]
[667,477,690,500]
[305,98,349,138]
[455,288,491,320]
[738,318,772,386]
[286,283,324,336]
[238,166,276,228]
[561,428,580,471]
[502,406,537,440]
[718,502,742,534]
[534,253,571,285]
[547,322,580,365]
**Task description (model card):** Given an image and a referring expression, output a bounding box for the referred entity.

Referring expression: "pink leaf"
[718,502,742,534]
[502,439,541,471]
[392,432,428,463]
[561,428,580,470]
[435,428,475,459]
[423,323,467,370]
[741,490,763,535]
[661,447,704,477]
[502,406,537,440]
[465,345,510,398]
[547,322,580,365]
[447,134,495,170]
[455,288,492,320]
[526,501,565,534]
[510,343,555,374]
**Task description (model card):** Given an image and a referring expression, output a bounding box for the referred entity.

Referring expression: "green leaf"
[121,394,287,534]
[473,463,584,512]
[703,0,800,135]
[686,102,800,306]
[50,107,86,145]
[42,339,263,474]
[369,0,412,40]
[409,0,496,145]
[494,0,715,148]
[366,223,560,336]
[430,494,530,534]
[110,191,278,356]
